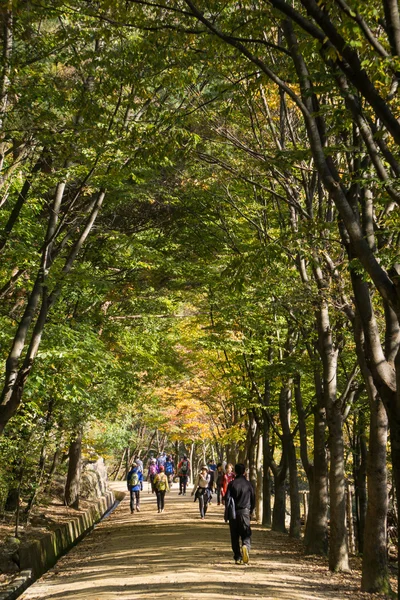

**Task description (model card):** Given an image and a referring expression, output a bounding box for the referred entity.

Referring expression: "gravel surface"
[19,482,396,600]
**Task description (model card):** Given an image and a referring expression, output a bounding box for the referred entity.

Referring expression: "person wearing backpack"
[153,465,169,513]
[148,458,159,493]
[127,463,143,514]
[177,454,190,495]
[164,455,175,485]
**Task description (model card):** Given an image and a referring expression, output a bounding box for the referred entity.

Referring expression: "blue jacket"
[127,467,143,492]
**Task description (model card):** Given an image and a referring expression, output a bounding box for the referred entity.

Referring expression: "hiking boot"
[242,546,249,564]
[178,492,182,495]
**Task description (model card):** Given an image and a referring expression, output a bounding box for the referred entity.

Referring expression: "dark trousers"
[179,476,188,494]
[156,489,166,511]
[217,484,222,504]
[229,509,252,560]
[198,490,210,518]
[130,489,140,511]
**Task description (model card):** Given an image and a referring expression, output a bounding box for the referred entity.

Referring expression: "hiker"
[222,463,235,503]
[127,462,143,514]
[154,465,169,513]
[134,455,144,474]
[208,460,217,473]
[165,454,175,485]
[157,451,167,469]
[177,454,190,495]
[207,465,215,504]
[224,463,255,565]
[216,463,225,505]
[192,465,210,520]
[148,458,159,493]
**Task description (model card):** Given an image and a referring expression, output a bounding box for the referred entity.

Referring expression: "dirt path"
[19,483,381,600]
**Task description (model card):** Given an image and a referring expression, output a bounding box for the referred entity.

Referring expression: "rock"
[80,458,109,500]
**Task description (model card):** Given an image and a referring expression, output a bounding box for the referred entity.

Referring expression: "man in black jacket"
[224,463,255,565]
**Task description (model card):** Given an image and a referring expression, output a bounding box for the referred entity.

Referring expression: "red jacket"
[177,458,190,477]
[222,472,235,497]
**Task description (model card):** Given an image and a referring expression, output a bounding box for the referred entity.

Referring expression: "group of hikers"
[126,453,255,565]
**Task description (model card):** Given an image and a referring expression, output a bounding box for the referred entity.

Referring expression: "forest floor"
[14,481,397,600]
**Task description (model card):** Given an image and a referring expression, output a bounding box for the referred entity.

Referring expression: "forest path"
[20,482,367,600]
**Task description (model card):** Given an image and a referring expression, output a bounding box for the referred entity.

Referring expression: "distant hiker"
[208,460,217,473]
[164,455,175,485]
[177,454,190,495]
[207,465,215,504]
[222,463,235,503]
[192,465,210,520]
[154,465,169,513]
[148,458,159,493]
[157,451,167,469]
[134,456,144,474]
[224,463,255,565]
[127,463,143,513]
[216,463,225,505]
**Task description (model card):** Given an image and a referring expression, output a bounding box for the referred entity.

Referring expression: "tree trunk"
[361,396,390,592]
[317,299,349,572]
[298,372,329,555]
[255,434,263,522]
[280,380,301,538]
[262,423,272,526]
[272,463,287,533]
[354,410,367,554]
[247,412,258,490]
[65,430,82,509]
[327,400,349,571]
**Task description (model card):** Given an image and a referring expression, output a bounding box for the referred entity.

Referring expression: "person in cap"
[192,465,210,519]
[153,465,169,513]
[224,463,255,565]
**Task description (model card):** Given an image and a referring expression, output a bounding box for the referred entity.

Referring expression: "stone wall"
[0,490,122,600]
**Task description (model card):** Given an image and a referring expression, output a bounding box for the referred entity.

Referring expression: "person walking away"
[127,463,143,513]
[148,458,159,493]
[154,466,169,513]
[177,454,190,495]
[134,456,144,489]
[192,465,210,519]
[134,455,144,474]
[157,451,167,469]
[222,463,235,503]
[224,463,255,565]
[165,455,175,486]
[216,463,225,505]
[207,466,215,504]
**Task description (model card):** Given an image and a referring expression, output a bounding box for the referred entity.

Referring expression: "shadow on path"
[20,483,366,600]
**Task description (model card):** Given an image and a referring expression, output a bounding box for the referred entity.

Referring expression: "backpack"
[149,463,158,477]
[129,471,139,488]
[155,474,167,491]
[165,461,173,475]
[180,460,189,474]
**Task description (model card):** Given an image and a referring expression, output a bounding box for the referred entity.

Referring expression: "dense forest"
[0,0,399,595]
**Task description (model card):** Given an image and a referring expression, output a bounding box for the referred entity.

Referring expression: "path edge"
[0,490,125,600]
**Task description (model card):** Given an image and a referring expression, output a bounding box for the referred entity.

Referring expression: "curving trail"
[20,482,367,600]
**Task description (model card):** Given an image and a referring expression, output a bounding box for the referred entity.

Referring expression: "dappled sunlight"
[20,484,365,600]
